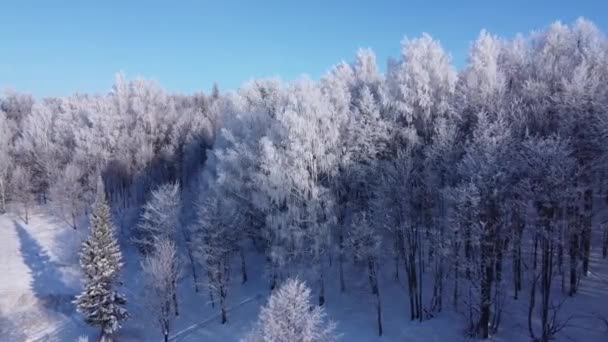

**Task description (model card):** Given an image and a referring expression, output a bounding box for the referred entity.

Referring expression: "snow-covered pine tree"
[74,178,128,341]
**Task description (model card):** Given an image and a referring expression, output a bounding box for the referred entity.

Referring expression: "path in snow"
[169,294,264,341]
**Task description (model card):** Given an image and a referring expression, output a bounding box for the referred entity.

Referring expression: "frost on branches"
[74,179,128,341]
[141,238,181,342]
[243,278,337,342]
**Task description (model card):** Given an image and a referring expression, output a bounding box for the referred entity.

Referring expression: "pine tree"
[74,179,128,341]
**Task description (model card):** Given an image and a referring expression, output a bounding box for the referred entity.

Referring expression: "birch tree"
[141,239,181,342]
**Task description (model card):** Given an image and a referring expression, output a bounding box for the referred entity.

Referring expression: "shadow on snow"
[13,220,76,316]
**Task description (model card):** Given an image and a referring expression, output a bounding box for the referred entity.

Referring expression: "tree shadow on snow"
[14,220,76,316]
[0,315,26,341]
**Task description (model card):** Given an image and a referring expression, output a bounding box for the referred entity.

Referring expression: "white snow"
[1,205,608,341]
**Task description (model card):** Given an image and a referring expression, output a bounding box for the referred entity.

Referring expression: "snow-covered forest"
[2,18,608,342]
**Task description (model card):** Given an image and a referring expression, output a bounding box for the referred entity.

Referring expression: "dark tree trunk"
[339,228,346,292]
[478,202,498,339]
[182,230,199,293]
[207,269,215,307]
[539,206,555,342]
[394,241,400,281]
[479,260,493,339]
[403,226,420,321]
[220,306,227,324]
[318,272,325,306]
[581,187,592,276]
[528,273,538,341]
[172,279,179,316]
[220,287,227,324]
[417,226,423,322]
[512,211,524,300]
[603,224,608,259]
[72,212,77,230]
[452,225,461,310]
[368,258,382,336]
[569,229,579,296]
[239,246,248,284]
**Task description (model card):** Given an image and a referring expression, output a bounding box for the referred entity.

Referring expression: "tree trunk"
[512,211,524,300]
[318,271,325,306]
[394,245,400,281]
[478,203,497,339]
[453,258,459,309]
[71,212,77,230]
[376,293,383,337]
[453,226,461,310]
[182,230,199,293]
[339,227,346,292]
[569,230,579,296]
[405,259,417,320]
[221,305,227,324]
[403,227,420,321]
[479,262,492,339]
[207,269,215,308]
[220,287,227,324]
[0,178,6,214]
[581,187,592,276]
[239,246,248,284]
[172,279,179,316]
[368,258,382,336]
[528,273,538,341]
[602,224,608,259]
[417,227,424,322]
[540,206,555,342]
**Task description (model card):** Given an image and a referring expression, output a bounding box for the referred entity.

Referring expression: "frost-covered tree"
[347,211,383,336]
[136,182,181,253]
[387,33,456,134]
[193,186,239,323]
[14,102,63,202]
[134,182,182,315]
[453,113,514,338]
[141,239,181,342]
[385,32,457,319]
[0,111,12,214]
[242,278,337,342]
[255,79,340,305]
[75,335,89,342]
[50,162,87,229]
[375,136,423,321]
[74,180,128,341]
[521,136,575,342]
[11,165,34,224]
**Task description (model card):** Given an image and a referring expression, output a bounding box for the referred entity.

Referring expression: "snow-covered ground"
[1,205,608,341]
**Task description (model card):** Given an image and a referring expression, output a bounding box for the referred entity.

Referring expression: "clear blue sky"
[1,0,606,97]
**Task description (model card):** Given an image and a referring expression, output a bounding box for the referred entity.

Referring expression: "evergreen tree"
[74,179,128,341]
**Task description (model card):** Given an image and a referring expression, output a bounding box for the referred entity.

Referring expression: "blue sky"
[1,0,606,97]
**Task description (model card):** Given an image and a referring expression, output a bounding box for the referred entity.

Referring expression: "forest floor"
[1,205,607,341]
